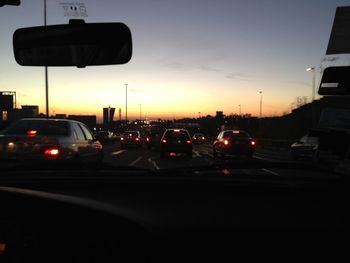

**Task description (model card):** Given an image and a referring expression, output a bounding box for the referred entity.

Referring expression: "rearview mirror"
[318,66,350,95]
[13,21,132,68]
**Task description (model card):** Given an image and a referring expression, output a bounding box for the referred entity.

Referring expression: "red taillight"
[161,139,167,143]
[146,138,150,142]
[120,137,124,141]
[186,140,192,144]
[27,130,37,136]
[44,147,60,156]
[174,129,180,132]
[251,140,256,146]
[224,140,229,145]
[135,137,140,141]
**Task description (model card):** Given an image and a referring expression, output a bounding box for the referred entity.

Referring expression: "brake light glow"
[232,130,240,134]
[120,137,124,141]
[224,140,229,145]
[251,140,256,146]
[146,138,150,142]
[44,147,60,156]
[135,137,140,141]
[27,130,37,136]
[186,140,192,144]
[174,129,180,132]
[161,139,167,143]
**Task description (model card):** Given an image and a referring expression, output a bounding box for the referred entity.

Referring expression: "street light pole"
[238,104,241,116]
[258,91,263,118]
[306,67,317,128]
[44,0,49,117]
[125,84,128,125]
[139,104,142,122]
[306,67,316,102]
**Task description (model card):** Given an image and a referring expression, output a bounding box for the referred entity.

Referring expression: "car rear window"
[3,120,70,136]
[164,131,190,141]
[123,132,139,137]
[223,131,250,139]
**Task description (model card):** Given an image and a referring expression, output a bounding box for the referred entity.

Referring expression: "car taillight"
[224,140,229,145]
[146,138,150,142]
[27,130,37,136]
[44,147,60,156]
[161,139,167,143]
[251,140,256,146]
[135,137,140,141]
[186,140,192,144]
[120,137,124,141]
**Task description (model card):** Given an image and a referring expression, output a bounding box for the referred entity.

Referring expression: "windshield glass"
[0,0,349,175]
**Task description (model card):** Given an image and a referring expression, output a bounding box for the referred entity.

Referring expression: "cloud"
[197,65,221,72]
[226,72,248,81]
[165,62,188,70]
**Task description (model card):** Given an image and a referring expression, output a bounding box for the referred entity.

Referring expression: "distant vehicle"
[120,131,142,148]
[213,130,256,159]
[145,129,165,150]
[160,129,192,158]
[94,130,115,143]
[291,134,319,161]
[0,118,103,163]
[192,133,206,144]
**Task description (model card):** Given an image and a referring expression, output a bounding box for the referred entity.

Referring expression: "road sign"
[60,2,87,17]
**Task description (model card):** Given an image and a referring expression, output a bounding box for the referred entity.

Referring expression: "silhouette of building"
[68,115,97,128]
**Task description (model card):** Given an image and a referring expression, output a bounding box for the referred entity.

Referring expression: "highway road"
[101,141,338,178]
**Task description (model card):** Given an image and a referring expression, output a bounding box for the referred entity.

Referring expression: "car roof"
[20,118,79,124]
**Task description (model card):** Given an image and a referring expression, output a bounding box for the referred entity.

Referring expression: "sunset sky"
[0,0,348,122]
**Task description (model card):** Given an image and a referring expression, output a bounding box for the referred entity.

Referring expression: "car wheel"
[160,151,166,158]
[291,150,298,161]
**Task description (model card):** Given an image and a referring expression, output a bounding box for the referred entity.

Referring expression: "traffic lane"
[103,142,215,170]
[103,143,151,168]
[103,142,328,178]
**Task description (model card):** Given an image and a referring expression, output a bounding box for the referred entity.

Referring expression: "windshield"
[0,0,349,176]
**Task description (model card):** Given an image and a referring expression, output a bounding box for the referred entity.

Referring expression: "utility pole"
[139,104,142,122]
[238,104,241,116]
[258,91,263,118]
[44,0,49,117]
[125,84,128,125]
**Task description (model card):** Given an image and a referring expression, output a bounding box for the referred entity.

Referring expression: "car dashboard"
[0,169,348,262]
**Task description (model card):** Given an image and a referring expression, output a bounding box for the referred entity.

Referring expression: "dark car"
[192,133,206,144]
[0,118,103,163]
[120,131,142,148]
[291,134,319,161]
[213,130,256,159]
[160,129,192,158]
[145,129,165,150]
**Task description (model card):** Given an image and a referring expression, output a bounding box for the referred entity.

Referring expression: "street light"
[258,91,263,118]
[125,84,128,124]
[306,67,316,102]
[44,0,49,117]
[238,104,241,116]
[139,104,142,122]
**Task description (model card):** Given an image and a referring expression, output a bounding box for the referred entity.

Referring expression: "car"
[0,118,103,164]
[160,129,193,158]
[192,133,206,144]
[145,129,165,150]
[291,134,319,161]
[213,130,256,159]
[120,131,142,148]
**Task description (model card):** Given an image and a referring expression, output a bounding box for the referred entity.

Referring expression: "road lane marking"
[193,150,202,158]
[148,158,160,170]
[261,168,280,176]
[111,150,125,155]
[129,156,143,166]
